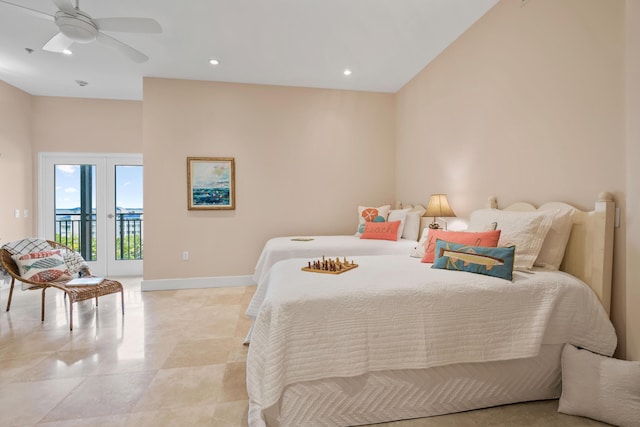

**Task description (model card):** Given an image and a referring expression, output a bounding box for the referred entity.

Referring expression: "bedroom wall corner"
[0,81,34,243]
[625,0,640,361]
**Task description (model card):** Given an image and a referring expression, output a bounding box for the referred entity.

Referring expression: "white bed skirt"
[255,344,563,427]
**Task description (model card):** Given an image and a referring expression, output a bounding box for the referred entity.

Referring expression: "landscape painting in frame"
[187,157,235,210]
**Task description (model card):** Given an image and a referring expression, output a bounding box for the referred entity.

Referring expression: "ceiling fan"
[0,0,161,62]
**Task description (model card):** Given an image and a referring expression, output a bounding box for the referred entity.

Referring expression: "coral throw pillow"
[420,229,501,263]
[360,221,401,241]
[355,205,391,236]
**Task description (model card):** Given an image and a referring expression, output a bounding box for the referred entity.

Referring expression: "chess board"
[301,256,358,275]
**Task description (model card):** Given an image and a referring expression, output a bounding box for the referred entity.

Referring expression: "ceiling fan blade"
[42,32,73,52]
[94,17,162,34]
[52,0,76,15]
[0,0,54,21]
[96,32,148,63]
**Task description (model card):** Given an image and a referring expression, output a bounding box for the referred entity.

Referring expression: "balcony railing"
[55,212,143,261]
[116,214,143,260]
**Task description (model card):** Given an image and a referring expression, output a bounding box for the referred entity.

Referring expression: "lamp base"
[428,223,441,229]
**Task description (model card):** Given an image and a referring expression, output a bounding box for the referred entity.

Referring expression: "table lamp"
[424,194,456,229]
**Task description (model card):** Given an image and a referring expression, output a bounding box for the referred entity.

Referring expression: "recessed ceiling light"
[63,49,72,55]
[343,69,352,76]
[209,59,219,65]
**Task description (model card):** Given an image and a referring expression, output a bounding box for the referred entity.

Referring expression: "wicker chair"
[0,240,124,331]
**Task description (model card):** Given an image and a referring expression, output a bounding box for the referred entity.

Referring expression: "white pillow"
[468,208,555,270]
[57,247,90,276]
[388,208,411,240]
[559,344,640,427]
[410,227,430,258]
[355,205,391,236]
[534,208,575,270]
[403,204,426,241]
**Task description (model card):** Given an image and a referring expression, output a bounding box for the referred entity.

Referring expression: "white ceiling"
[0,0,497,101]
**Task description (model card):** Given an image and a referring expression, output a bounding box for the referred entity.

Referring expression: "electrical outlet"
[182,251,189,261]
[23,209,29,218]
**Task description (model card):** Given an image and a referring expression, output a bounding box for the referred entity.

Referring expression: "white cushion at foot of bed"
[559,343,640,427]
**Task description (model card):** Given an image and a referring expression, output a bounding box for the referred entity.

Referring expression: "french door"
[39,153,143,277]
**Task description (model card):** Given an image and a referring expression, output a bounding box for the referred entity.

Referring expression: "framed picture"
[187,157,235,210]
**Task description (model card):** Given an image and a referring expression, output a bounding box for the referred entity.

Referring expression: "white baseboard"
[141,275,255,291]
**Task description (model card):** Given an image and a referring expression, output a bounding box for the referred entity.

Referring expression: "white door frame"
[38,152,143,277]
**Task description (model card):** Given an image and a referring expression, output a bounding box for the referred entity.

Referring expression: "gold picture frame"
[187,157,235,210]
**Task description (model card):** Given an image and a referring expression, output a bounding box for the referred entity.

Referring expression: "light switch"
[23,209,29,218]
[14,209,20,218]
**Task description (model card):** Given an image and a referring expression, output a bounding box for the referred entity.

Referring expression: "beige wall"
[142,78,395,280]
[396,0,625,210]
[396,0,632,357]
[0,82,34,243]
[626,0,640,361]
[31,97,142,153]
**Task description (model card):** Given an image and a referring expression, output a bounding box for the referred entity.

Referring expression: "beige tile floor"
[0,278,610,427]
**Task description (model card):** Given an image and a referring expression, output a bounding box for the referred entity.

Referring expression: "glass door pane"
[54,164,97,261]
[114,165,143,261]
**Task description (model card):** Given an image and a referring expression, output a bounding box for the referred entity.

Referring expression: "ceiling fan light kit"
[55,10,97,43]
[1,0,162,62]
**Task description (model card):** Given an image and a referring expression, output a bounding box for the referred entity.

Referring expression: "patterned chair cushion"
[12,250,72,283]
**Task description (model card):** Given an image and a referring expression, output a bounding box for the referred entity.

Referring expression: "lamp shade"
[424,194,456,218]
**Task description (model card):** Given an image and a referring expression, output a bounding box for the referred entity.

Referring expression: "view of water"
[192,187,230,206]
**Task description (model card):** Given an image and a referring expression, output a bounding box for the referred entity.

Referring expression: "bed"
[251,204,426,291]
[247,235,418,338]
[246,194,617,427]
[247,205,424,334]
[252,236,418,288]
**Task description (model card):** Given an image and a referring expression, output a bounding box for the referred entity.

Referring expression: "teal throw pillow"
[431,239,515,280]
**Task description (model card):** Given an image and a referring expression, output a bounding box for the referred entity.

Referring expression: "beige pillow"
[534,208,575,270]
[559,344,640,427]
[388,208,411,240]
[468,208,555,270]
[403,204,425,241]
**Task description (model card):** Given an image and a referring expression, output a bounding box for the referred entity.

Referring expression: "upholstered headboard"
[491,193,615,315]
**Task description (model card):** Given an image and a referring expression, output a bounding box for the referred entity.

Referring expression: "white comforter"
[247,255,617,425]
[249,236,416,319]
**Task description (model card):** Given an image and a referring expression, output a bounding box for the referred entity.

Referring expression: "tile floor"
[0,278,610,426]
